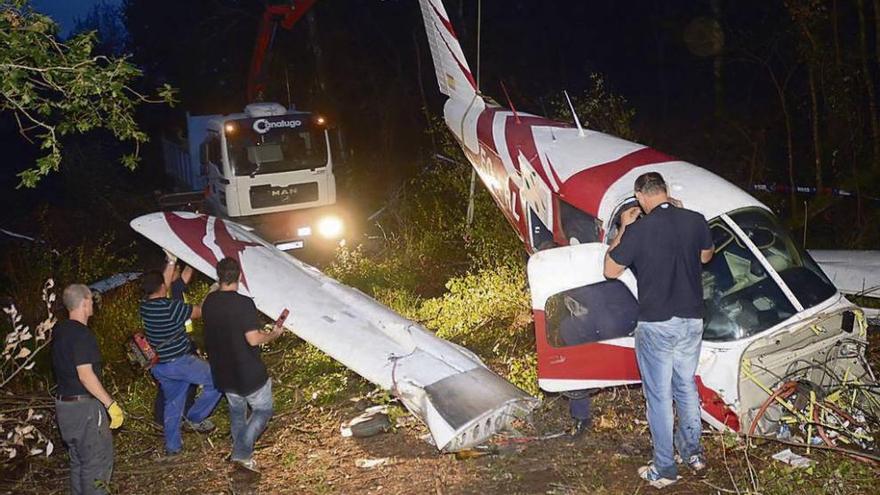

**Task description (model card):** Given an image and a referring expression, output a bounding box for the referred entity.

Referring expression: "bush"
[416,262,531,358]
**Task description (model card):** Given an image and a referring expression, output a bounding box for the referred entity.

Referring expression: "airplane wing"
[810,250,880,321]
[131,212,539,452]
[809,250,880,297]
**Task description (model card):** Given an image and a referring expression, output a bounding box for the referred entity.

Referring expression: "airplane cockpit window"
[558,200,601,244]
[729,209,836,310]
[544,280,638,347]
[702,214,797,342]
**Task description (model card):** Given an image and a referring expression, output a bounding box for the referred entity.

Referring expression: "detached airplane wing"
[809,250,880,297]
[810,250,880,321]
[131,212,538,452]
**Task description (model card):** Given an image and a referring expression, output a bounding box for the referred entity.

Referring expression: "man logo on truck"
[252,118,303,134]
[271,187,299,198]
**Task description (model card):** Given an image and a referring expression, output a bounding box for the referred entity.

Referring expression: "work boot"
[233,458,259,474]
[569,418,591,438]
[184,418,216,433]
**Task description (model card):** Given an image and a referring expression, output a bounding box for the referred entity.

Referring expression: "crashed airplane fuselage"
[418,0,876,436]
[131,212,538,452]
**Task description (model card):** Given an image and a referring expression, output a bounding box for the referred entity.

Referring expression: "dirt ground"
[3,333,880,494]
[4,383,879,494]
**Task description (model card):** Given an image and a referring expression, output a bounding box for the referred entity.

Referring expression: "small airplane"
[417,0,878,444]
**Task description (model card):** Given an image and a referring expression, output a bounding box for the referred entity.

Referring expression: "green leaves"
[0,1,177,187]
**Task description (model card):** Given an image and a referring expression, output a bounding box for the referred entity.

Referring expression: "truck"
[160,0,346,253]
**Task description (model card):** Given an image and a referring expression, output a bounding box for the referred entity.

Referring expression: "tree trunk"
[875,0,880,67]
[807,65,823,191]
[857,0,880,171]
[833,0,842,66]
[769,67,797,215]
[307,11,326,93]
[712,0,724,118]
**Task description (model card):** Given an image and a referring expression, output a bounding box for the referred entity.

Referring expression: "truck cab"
[179,102,346,252]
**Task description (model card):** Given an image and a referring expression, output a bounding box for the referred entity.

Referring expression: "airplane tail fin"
[418,0,479,102]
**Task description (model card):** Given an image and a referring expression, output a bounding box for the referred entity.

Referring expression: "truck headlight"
[317,215,343,239]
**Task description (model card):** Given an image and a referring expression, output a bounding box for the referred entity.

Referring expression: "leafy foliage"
[0,280,56,461]
[0,0,175,187]
[548,73,637,141]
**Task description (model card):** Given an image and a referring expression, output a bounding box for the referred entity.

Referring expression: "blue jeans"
[634,317,703,480]
[227,379,274,462]
[151,354,222,453]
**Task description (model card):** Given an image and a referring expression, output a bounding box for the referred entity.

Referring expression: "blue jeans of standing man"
[151,354,222,453]
[227,378,274,462]
[634,317,703,480]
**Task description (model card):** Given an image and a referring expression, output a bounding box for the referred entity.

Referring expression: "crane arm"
[247,0,317,102]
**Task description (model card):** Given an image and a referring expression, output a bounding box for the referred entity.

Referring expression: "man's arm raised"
[604,206,640,279]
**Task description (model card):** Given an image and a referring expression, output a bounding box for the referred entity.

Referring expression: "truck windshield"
[702,208,837,342]
[225,116,328,176]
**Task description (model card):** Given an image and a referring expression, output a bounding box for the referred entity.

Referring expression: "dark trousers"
[55,398,113,495]
[567,390,592,421]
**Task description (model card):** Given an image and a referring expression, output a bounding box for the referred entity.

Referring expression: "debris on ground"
[772,448,815,468]
[340,405,392,438]
[355,457,391,469]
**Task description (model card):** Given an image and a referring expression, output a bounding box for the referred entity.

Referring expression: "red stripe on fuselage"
[476,107,499,154]
[503,115,570,187]
[696,376,741,431]
[559,148,674,217]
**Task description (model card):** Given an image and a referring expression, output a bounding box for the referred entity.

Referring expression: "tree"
[0,0,175,187]
[71,0,128,56]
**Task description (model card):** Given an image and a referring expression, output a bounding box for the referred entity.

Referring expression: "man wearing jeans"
[203,258,285,472]
[604,172,714,489]
[140,253,222,457]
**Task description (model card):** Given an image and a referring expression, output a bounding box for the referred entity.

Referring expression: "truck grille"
[250,182,319,209]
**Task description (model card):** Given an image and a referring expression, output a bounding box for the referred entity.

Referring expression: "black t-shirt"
[202,291,268,395]
[51,320,103,396]
[609,203,713,322]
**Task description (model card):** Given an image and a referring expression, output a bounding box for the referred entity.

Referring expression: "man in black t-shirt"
[52,284,124,494]
[203,258,285,473]
[604,172,714,489]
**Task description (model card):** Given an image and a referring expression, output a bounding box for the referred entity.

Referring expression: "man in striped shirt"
[140,252,221,456]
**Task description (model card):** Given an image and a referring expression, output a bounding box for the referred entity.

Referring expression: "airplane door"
[527,243,642,392]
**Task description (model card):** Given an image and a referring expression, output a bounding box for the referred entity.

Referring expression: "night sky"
[31,0,119,35]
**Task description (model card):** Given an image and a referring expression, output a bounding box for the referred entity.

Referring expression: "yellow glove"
[107,401,124,429]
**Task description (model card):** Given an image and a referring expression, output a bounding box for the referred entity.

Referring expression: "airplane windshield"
[225,117,328,176]
[729,209,837,310]
[702,208,837,342]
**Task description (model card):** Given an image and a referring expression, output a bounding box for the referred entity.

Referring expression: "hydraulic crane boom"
[247,0,317,102]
